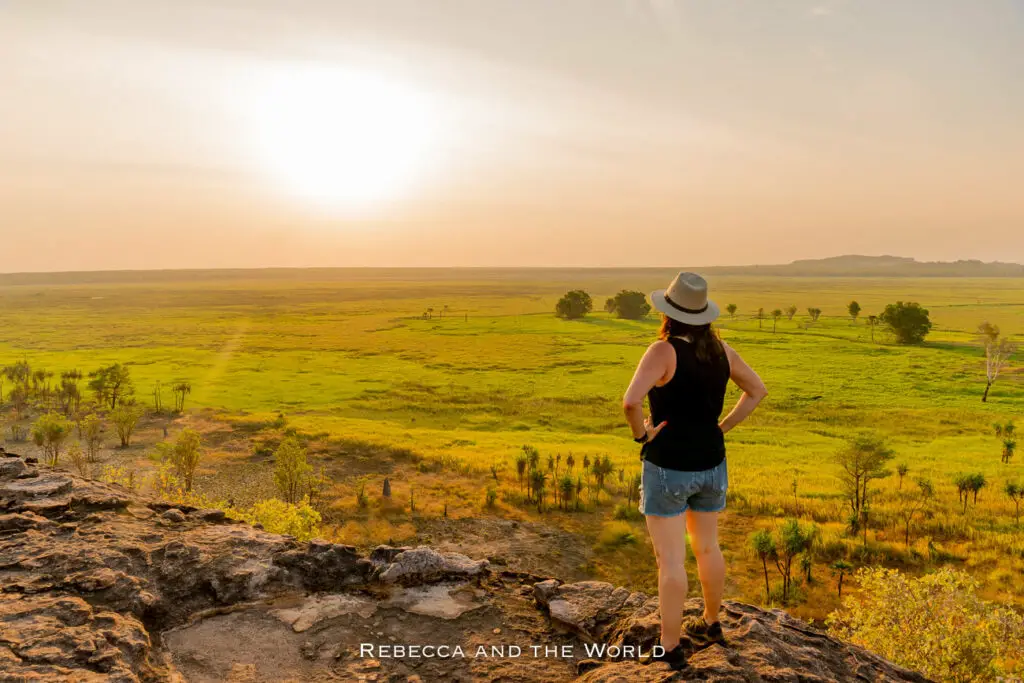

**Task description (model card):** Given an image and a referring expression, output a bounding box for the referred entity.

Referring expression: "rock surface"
[0,451,932,682]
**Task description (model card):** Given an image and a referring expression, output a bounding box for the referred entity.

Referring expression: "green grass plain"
[1,269,1022,620]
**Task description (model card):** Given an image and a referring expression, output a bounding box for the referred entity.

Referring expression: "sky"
[2,0,1023,271]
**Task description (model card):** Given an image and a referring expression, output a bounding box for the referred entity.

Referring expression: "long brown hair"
[658,314,725,363]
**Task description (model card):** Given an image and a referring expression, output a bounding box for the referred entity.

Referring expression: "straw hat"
[650,272,720,325]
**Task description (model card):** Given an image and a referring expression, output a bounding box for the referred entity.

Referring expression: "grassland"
[1,269,1022,622]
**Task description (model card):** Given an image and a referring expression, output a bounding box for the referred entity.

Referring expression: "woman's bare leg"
[686,510,725,622]
[645,513,688,649]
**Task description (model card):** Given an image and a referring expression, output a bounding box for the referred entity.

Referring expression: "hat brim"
[651,290,720,325]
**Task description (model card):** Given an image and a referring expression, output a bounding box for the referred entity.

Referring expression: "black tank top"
[641,337,730,472]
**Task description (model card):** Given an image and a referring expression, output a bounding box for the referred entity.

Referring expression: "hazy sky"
[2,0,1023,271]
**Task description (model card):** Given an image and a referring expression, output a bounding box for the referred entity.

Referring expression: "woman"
[623,272,766,670]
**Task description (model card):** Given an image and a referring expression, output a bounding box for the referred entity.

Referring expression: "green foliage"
[826,566,1024,682]
[597,520,637,548]
[785,305,797,320]
[847,301,861,320]
[154,428,203,492]
[87,363,134,409]
[31,412,72,466]
[880,301,932,344]
[807,307,822,322]
[555,290,593,320]
[726,303,737,317]
[110,403,144,448]
[241,498,321,541]
[834,435,894,524]
[485,486,498,508]
[607,290,651,320]
[273,437,312,504]
[79,413,103,463]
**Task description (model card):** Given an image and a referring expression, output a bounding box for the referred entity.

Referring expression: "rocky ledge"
[0,450,929,682]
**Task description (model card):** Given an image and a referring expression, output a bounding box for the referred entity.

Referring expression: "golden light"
[245,66,440,212]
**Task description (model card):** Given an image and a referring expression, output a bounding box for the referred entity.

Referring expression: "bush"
[879,301,932,344]
[241,498,321,541]
[555,290,593,320]
[31,412,72,466]
[485,486,498,508]
[612,503,643,521]
[273,437,311,504]
[826,566,1024,682]
[597,521,637,548]
[607,290,651,320]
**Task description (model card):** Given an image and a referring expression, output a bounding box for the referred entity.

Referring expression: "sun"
[246,66,439,211]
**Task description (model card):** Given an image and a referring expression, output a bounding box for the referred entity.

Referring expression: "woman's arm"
[622,341,672,441]
[719,342,767,435]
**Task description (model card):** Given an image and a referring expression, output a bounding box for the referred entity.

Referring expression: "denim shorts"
[639,457,728,517]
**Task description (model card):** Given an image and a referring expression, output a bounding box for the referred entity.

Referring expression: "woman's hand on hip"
[644,417,668,442]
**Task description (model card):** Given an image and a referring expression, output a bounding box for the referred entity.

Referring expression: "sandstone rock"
[272,593,378,632]
[535,580,646,639]
[0,455,932,682]
[161,508,187,523]
[377,546,488,585]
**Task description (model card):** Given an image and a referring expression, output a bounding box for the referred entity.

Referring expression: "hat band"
[664,293,708,315]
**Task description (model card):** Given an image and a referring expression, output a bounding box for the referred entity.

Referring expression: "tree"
[274,438,312,504]
[847,301,861,322]
[757,308,765,328]
[895,463,909,490]
[879,301,931,344]
[515,453,528,492]
[749,529,776,599]
[166,428,202,493]
[555,290,593,320]
[80,413,103,463]
[31,413,72,466]
[829,560,852,598]
[834,436,894,527]
[726,303,737,318]
[866,314,878,342]
[88,364,134,409]
[172,382,192,413]
[604,298,616,314]
[773,518,815,601]
[977,322,1017,402]
[826,566,1024,683]
[807,307,822,322]
[57,370,83,416]
[529,469,546,511]
[111,403,144,448]
[558,474,574,511]
[895,477,933,546]
[1004,482,1023,526]
[770,309,782,333]
[607,290,651,320]
[67,442,89,477]
[968,472,986,505]
[785,305,797,321]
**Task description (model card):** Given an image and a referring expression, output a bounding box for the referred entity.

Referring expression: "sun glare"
[246,66,439,212]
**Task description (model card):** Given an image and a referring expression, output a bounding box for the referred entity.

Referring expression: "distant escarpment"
[0,449,930,682]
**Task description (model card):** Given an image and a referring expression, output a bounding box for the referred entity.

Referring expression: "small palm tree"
[830,559,853,598]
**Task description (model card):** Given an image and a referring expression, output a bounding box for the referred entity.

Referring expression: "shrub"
[273,437,311,504]
[826,566,1024,682]
[111,403,144,448]
[100,464,137,492]
[485,486,498,508]
[612,503,643,521]
[31,412,72,466]
[597,521,637,548]
[555,290,593,320]
[67,442,88,477]
[879,301,932,344]
[154,428,203,492]
[241,499,321,541]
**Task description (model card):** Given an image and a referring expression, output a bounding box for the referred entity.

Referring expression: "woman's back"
[642,337,730,472]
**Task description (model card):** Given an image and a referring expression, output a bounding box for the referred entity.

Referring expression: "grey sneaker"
[683,615,724,644]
